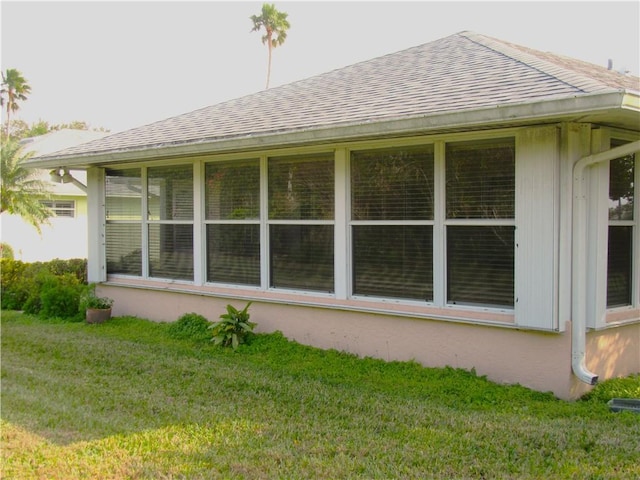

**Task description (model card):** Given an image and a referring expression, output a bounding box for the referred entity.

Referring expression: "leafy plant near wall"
[210,302,255,349]
[168,313,211,342]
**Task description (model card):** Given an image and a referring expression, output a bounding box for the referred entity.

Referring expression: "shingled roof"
[29,31,639,166]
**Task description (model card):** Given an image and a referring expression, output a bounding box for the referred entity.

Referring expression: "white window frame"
[41,199,76,218]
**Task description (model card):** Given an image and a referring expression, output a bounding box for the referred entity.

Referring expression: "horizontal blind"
[608,152,634,221]
[105,168,142,220]
[446,138,515,219]
[105,224,142,276]
[207,224,260,285]
[148,165,193,221]
[607,226,633,307]
[268,154,334,220]
[148,224,193,281]
[270,224,334,292]
[447,226,514,308]
[205,160,260,220]
[353,225,433,301]
[351,145,434,220]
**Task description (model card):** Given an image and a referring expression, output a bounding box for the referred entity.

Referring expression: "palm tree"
[0,139,52,233]
[1,69,32,137]
[250,3,290,89]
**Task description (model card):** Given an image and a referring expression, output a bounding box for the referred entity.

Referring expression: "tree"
[250,3,290,89]
[1,69,31,137]
[0,139,52,233]
[9,119,110,140]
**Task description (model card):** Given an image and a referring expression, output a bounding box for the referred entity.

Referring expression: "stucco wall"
[0,196,88,261]
[93,283,639,400]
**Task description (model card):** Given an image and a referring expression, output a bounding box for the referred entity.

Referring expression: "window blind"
[268,154,334,220]
[353,225,433,300]
[446,139,515,219]
[207,224,260,285]
[447,226,515,308]
[351,146,434,221]
[205,160,260,220]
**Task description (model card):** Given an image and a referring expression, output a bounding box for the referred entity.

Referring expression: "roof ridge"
[459,31,623,93]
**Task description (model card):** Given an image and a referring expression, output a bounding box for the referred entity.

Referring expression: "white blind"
[351,145,434,220]
[205,160,260,220]
[446,139,515,219]
[148,165,193,221]
[268,154,334,220]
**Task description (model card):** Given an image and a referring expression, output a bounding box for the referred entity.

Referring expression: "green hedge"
[0,258,88,319]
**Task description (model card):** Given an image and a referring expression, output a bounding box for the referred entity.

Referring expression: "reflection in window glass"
[270,225,334,292]
[353,225,433,300]
[207,224,260,285]
[148,224,193,281]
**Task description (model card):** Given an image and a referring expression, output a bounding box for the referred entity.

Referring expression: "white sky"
[1,1,639,133]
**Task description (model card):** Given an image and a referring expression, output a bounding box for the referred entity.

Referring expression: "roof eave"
[25,91,639,169]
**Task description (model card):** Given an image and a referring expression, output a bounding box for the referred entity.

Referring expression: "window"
[607,148,635,307]
[40,200,75,218]
[351,146,434,300]
[105,168,142,276]
[445,138,515,308]
[268,153,334,292]
[205,160,260,286]
[147,165,194,281]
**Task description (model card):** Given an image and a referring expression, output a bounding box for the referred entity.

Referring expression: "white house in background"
[27,32,639,399]
[1,129,108,261]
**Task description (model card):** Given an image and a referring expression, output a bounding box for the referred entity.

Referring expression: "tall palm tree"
[0,139,52,233]
[1,69,32,137]
[250,3,290,89]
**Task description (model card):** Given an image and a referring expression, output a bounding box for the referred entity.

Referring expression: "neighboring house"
[1,129,108,261]
[27,32,639,399]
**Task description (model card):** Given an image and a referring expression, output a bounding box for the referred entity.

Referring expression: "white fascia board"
[24,91,636,170]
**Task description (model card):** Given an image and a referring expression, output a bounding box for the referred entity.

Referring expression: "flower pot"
[86,307,112,324]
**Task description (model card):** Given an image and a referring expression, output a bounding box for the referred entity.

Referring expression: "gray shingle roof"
[32,31,640,162]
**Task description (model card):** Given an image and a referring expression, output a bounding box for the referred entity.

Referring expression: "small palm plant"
[210,302,256,349]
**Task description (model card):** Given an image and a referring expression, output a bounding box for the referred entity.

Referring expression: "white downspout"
[571,139,640,384]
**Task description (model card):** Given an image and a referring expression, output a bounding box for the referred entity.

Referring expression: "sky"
[1,1,639,134]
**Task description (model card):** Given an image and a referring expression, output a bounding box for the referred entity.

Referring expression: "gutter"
[24,91,635,170]
[571,139,640,384]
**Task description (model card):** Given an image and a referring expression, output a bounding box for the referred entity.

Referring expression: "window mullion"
[141,166,149,278]
[433,140,446,307]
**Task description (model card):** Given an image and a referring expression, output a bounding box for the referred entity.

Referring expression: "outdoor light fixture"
[49,167,87,192]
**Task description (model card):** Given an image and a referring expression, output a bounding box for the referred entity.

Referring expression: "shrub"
[1,258,87,311]
[210,302,256,349]
[168,313,211,342]
[40,274,83,320]
[580,374,640,403]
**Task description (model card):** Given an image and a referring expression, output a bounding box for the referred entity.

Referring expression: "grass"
[1,310,639,479]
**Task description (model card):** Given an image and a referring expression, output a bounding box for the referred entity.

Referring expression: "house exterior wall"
[1,195,88,261]
[86,122,639,399]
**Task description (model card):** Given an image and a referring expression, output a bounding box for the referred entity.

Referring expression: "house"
[26,32,639,399]
[1,129,108,261]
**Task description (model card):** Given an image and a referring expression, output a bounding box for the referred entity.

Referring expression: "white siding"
[515,126,559,330]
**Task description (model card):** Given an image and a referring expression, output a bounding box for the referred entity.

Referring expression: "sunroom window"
[205,160,261,286]
[105,168,143,276]
[445,138,515,308]
[147,165,194,281]
[607,148,635,308]
[268,153,334,292]
[350,145,434,300]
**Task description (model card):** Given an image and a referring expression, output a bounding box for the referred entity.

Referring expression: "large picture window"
[607,148,635,307]
[445,138,515,308]
[268,153,334,292]
[351,145,434,300]
[205,160,260,286]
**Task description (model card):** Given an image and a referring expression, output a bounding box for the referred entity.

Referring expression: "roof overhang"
[24,91,640,170]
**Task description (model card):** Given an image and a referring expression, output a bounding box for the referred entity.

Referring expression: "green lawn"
[1,310,639,479]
